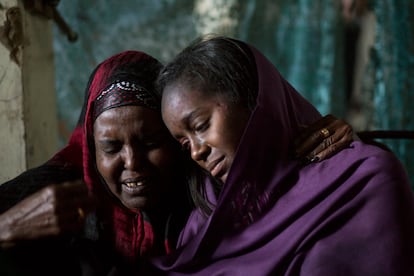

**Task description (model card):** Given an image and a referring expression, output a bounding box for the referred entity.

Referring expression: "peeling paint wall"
[0,0,25,183]
[0,0,57,183]
[21,2,58,169]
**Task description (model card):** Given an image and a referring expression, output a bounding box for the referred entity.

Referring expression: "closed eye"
[143,141,163,150]
[141,132,170,150]
[97,141,122,154]
[179,139,190,152]
[194,121,209,133]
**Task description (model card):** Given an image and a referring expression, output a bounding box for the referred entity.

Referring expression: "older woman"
[0,50,191,275]
[153,35,414,275]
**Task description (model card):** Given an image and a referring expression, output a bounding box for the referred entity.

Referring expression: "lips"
[124,181,144,188]
[208,156,226,179]
[122,177,149,193]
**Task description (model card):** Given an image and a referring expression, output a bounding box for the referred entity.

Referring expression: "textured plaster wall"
[21,3,58,169]
[0,0,26,182]
[0,0,57,183]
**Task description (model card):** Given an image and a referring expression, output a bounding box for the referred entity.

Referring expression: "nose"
[190,138,210,163]
[123,146,143,170]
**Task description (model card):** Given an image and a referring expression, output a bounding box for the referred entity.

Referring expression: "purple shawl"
[152,41,414,275]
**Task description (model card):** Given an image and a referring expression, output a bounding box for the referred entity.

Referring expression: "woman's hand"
[294,114,354,163]
[0,179,94,247]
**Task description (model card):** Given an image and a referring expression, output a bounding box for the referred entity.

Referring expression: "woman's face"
[161,84,251,184]
[94,105,179,211]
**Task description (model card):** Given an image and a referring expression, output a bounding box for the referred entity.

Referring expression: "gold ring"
[320,128,330,138]
[77,207,85,220]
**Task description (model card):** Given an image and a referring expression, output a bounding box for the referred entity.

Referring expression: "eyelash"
[101,147,120,155]
[144,141,161,149]
[178,120,210,151]
[99,140,162,155]
[180,141,190,152]
[194,121,209,133]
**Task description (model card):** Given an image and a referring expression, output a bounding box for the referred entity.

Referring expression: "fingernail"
[299,156,312,166]
[310,156,320,163]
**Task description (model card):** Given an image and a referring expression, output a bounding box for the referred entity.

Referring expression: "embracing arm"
[0,163,83,212]
[0,165,93,247]
[294,114,354,163]
[0,179,94,248]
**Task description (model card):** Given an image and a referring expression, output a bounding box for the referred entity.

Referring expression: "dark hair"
[157,35,258,215]
[156,34,258,111]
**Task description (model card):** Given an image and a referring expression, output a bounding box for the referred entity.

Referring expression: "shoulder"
[332,142,414,222]
[349,141,410,186]
[323,141,409,185]
[305,141,414,213]
[298,143,414,275]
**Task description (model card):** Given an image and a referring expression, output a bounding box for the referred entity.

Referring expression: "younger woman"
[153,35,414,275]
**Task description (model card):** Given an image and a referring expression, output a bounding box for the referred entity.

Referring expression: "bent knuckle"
[343,124,353,134]
[42,186,57,199]
[323,137,333,148]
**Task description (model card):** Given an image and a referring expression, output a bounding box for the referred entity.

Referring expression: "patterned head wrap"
[92,80,159,122]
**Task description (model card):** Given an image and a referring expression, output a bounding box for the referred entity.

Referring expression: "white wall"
[0,0,58,183]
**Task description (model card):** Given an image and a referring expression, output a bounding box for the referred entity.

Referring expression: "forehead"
[161,83,221,112]
[93,105,164,133]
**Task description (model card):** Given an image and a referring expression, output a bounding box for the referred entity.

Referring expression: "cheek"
[95,154,119,183]
[229,126,245,149]
[212,121,243,154]
[148,147,178,174]
[214,133,239,157]
[224,113,249,151]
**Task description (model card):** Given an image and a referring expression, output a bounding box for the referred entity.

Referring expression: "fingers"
[295,128,330,158]
[9,207,84,240]
[2,180,94,242]
[294,114,338,157]
[56,179,89,198]
[304,120,354,162]
[294,114,354,164]
[53,180,95,213]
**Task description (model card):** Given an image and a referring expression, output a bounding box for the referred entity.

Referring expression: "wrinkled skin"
[293,114,354,163]
[94,105,180,211]
[0,180,93,247]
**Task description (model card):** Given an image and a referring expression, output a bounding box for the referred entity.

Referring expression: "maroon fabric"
[92,80,159,121]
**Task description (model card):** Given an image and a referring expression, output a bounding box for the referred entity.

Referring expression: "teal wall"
[53,0,414,186]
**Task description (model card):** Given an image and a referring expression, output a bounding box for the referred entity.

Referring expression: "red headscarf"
[47,51,187,262]
[0,51,190,274]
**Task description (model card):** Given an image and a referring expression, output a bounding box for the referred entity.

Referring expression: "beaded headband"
[92,80,159,121]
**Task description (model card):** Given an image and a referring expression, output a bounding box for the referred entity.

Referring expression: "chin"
[220,173,229,184]
[124,199,151,211]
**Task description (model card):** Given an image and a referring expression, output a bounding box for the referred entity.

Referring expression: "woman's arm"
[0,180,94,248]
[294,114,354,163]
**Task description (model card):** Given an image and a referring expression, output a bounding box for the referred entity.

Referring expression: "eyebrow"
[182,110,201,127]
[97,139,118,145]
[171,110,200,141]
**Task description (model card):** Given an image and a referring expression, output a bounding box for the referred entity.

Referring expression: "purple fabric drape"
[151,40,414,276]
